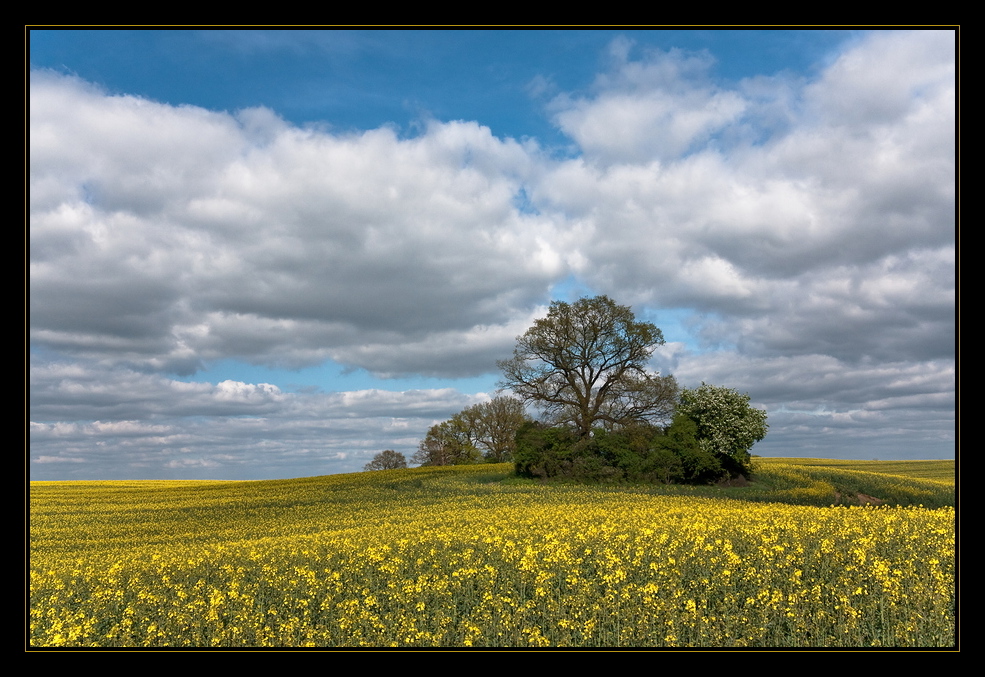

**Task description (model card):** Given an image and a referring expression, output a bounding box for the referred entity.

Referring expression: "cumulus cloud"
[29,360,486,479]
[550,39,747,164]
[29,31,955,477]
[664,349,954,460]
[30,71,564,377]
[538,31,954,363]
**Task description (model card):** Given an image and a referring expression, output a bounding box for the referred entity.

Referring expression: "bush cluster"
[514,412,746,485]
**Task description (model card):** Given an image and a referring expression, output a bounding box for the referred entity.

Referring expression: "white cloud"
[804,30,955,128]
[550,42,746,164]
[29,361,487,479]
[30,72,564,377]
[29,31,955,476]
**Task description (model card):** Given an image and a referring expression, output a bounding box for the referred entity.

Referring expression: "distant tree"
[411,420,482,467]
[452,396,532,462]
[498,296,677,439]
[677,383,768,478]
[363,449,408,471]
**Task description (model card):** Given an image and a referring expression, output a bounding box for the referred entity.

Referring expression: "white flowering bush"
[677,383,769,477]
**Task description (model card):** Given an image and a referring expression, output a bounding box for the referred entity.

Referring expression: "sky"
[29,29,956,480]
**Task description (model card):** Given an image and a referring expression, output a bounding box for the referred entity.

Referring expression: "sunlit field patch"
[30,462,954,648]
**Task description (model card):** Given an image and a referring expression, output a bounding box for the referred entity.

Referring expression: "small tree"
[452,395,531,462]
[363,449,408,471]
[411,420,482,466]
[677,383,768,478]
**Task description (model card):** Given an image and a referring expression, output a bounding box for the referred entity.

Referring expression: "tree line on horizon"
[365,296,768,484]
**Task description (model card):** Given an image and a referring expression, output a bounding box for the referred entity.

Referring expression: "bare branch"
[497,296,676,438]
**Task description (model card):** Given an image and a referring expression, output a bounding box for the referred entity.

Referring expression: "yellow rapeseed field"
[29,463,955,648]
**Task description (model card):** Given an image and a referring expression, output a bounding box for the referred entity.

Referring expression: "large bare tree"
[497,296,677,439]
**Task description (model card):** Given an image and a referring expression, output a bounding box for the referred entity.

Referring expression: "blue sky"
[30,29,955,479]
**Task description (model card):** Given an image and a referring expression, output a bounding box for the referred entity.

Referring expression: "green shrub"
[515,415,732,486]
[514,422,580,480]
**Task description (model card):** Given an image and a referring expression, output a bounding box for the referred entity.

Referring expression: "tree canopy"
[411,420,481,466]
[497,295,677,439]
[677,383,768,478]
[412,396,531,466]
[453,396,531,463]
[363,449,408,471]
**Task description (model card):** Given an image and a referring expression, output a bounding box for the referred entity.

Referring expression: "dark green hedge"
[513,413,750,485]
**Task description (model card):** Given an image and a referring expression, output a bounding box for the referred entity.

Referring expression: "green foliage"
[498,297,773,486]
[363,449,408,471]
[677,383,768,478]
[452,396,531,462]
[514,415,727,486]
[655,413,725,484]
[514,421,581,480]
[412,420,482,466]
[498,296,677,439]
[417,396,532,467]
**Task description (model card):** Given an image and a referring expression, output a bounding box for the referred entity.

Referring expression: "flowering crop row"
[30,465,954,647]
